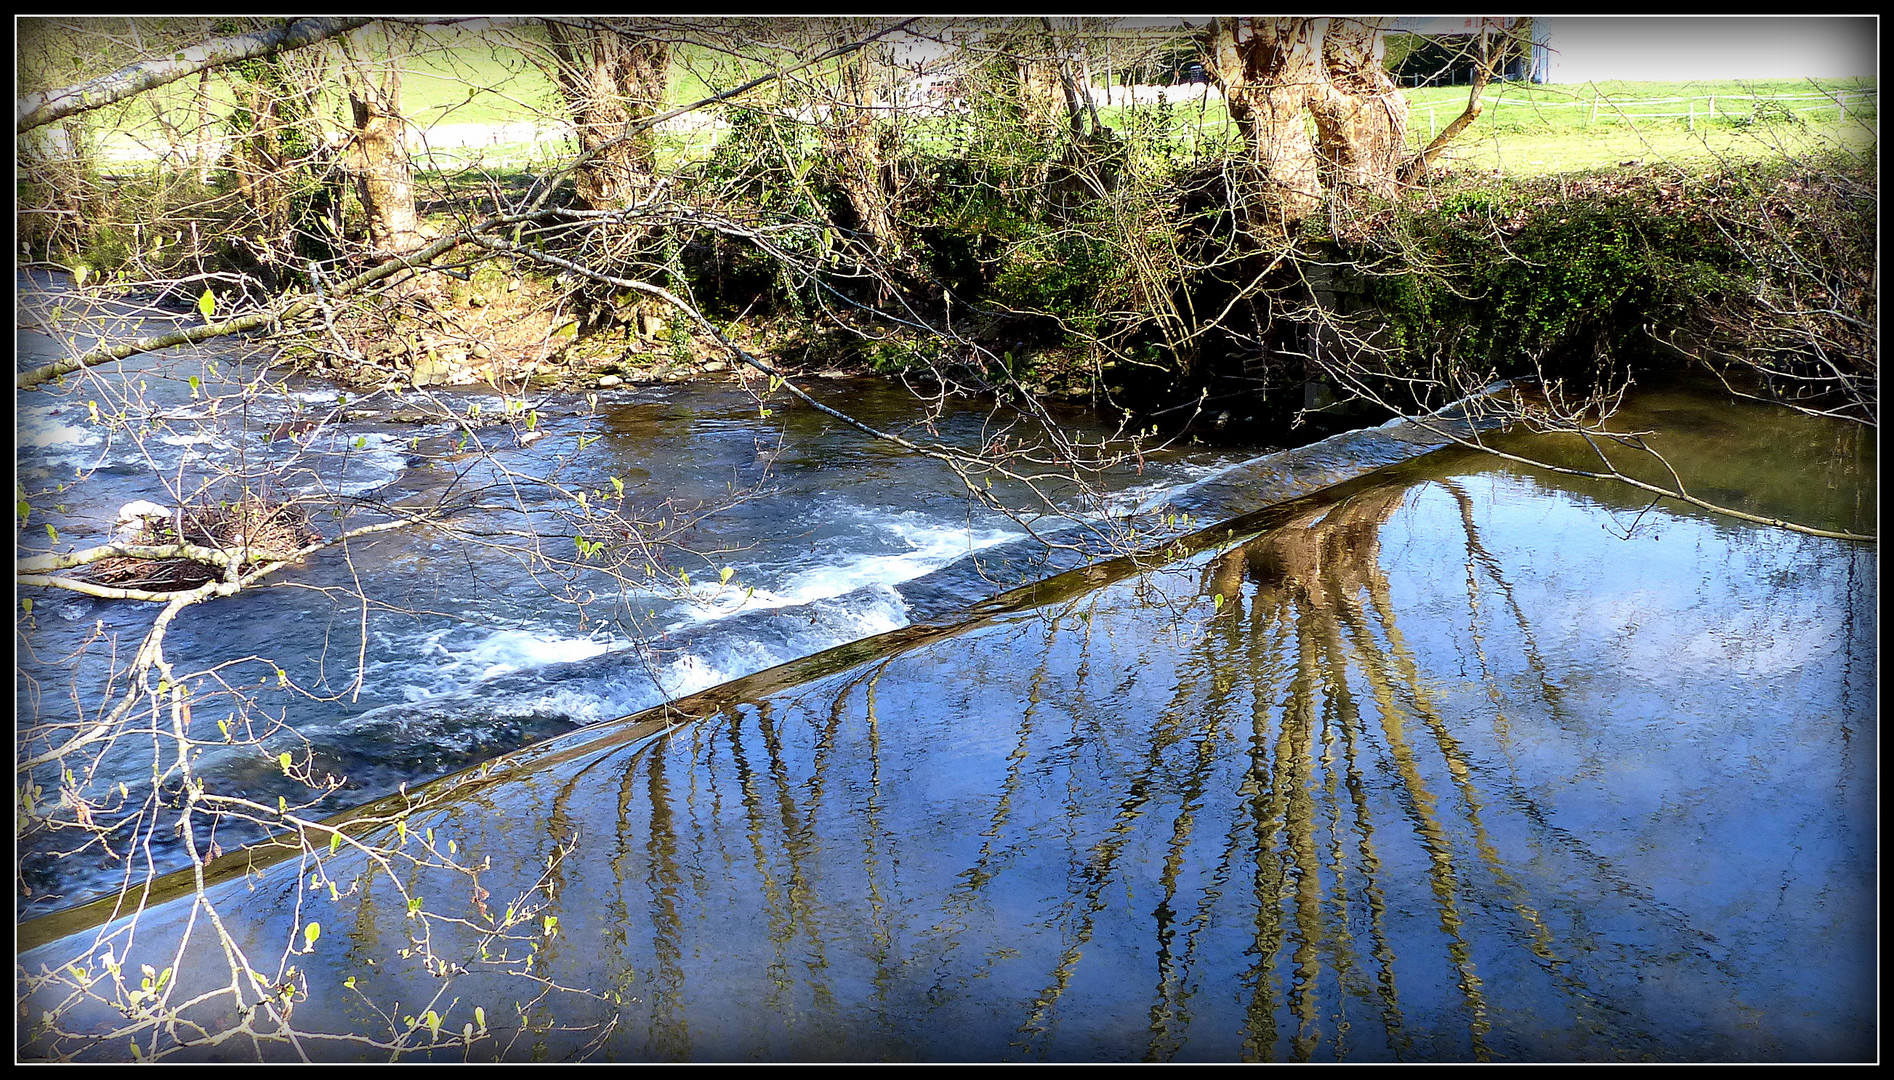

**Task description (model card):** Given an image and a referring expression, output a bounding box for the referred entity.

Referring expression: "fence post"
[1708,94,1715,118]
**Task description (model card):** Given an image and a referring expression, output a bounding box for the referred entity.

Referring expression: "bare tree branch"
[16,230,467,391]
[17,18,375,133]
[18,541,301,576]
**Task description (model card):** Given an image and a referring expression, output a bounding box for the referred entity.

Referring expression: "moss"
[1366,168,1772,388]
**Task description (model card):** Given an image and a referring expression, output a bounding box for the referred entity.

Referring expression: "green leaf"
[304,922,321,950]
[330,831,342,854]
[279,751,293,773]
[70,264,89,289]
[197,288,215,321]
[20,598,32,616]
[719,567,734,585]
[46,523,58,544]
[188,375,201,396]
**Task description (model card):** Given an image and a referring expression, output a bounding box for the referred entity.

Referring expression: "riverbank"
[261,150,1873,457]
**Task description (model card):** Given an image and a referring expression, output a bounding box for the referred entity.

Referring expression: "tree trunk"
[544,21,670,215]
[1200,17,1409,225]
[1308,18,1408,204]
[820,38,901,261]
[540,21,673,334]
[225,71,293,247]
[1403,19,1511,183]
[16,17,371,133]
[339,29,422,257]
[194,69,216,184]
[1201,17,1323,224]
[983,23,1095,218]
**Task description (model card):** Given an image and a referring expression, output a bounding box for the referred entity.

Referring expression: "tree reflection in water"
[461,473,1862,1062]
[22,466,1874,1063]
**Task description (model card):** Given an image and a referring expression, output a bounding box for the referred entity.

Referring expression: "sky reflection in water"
[23,408,1873,1062]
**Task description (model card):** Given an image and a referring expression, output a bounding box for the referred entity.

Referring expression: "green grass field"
[69,24,1877,182]
[1406,77,1877,175]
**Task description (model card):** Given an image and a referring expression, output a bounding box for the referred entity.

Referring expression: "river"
[14,274,1878,1061]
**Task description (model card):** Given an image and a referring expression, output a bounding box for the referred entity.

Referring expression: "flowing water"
[15,276,1877,1061]
[19,272,1447,912]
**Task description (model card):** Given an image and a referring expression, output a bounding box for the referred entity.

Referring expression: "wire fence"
[1481,87,1877,126]
[1402,86,1879,143]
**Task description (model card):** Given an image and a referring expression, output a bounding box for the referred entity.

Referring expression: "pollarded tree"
[1198,16,1409,224]
[531,18,675,334]
[541,19,673,216]
[219,43,337,285]
[808,20,903,263]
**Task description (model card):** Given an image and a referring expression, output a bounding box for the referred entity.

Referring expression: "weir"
[17,361,1876,1061]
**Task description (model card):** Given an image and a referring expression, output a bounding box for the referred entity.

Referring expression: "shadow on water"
[20,385,1874,1061]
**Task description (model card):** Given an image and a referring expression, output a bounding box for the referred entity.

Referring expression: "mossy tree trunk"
[820,36,902,264]
[541,20,673,334]
[221,50,331,286]
[338,27,422,257]
[544,22,671,216]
